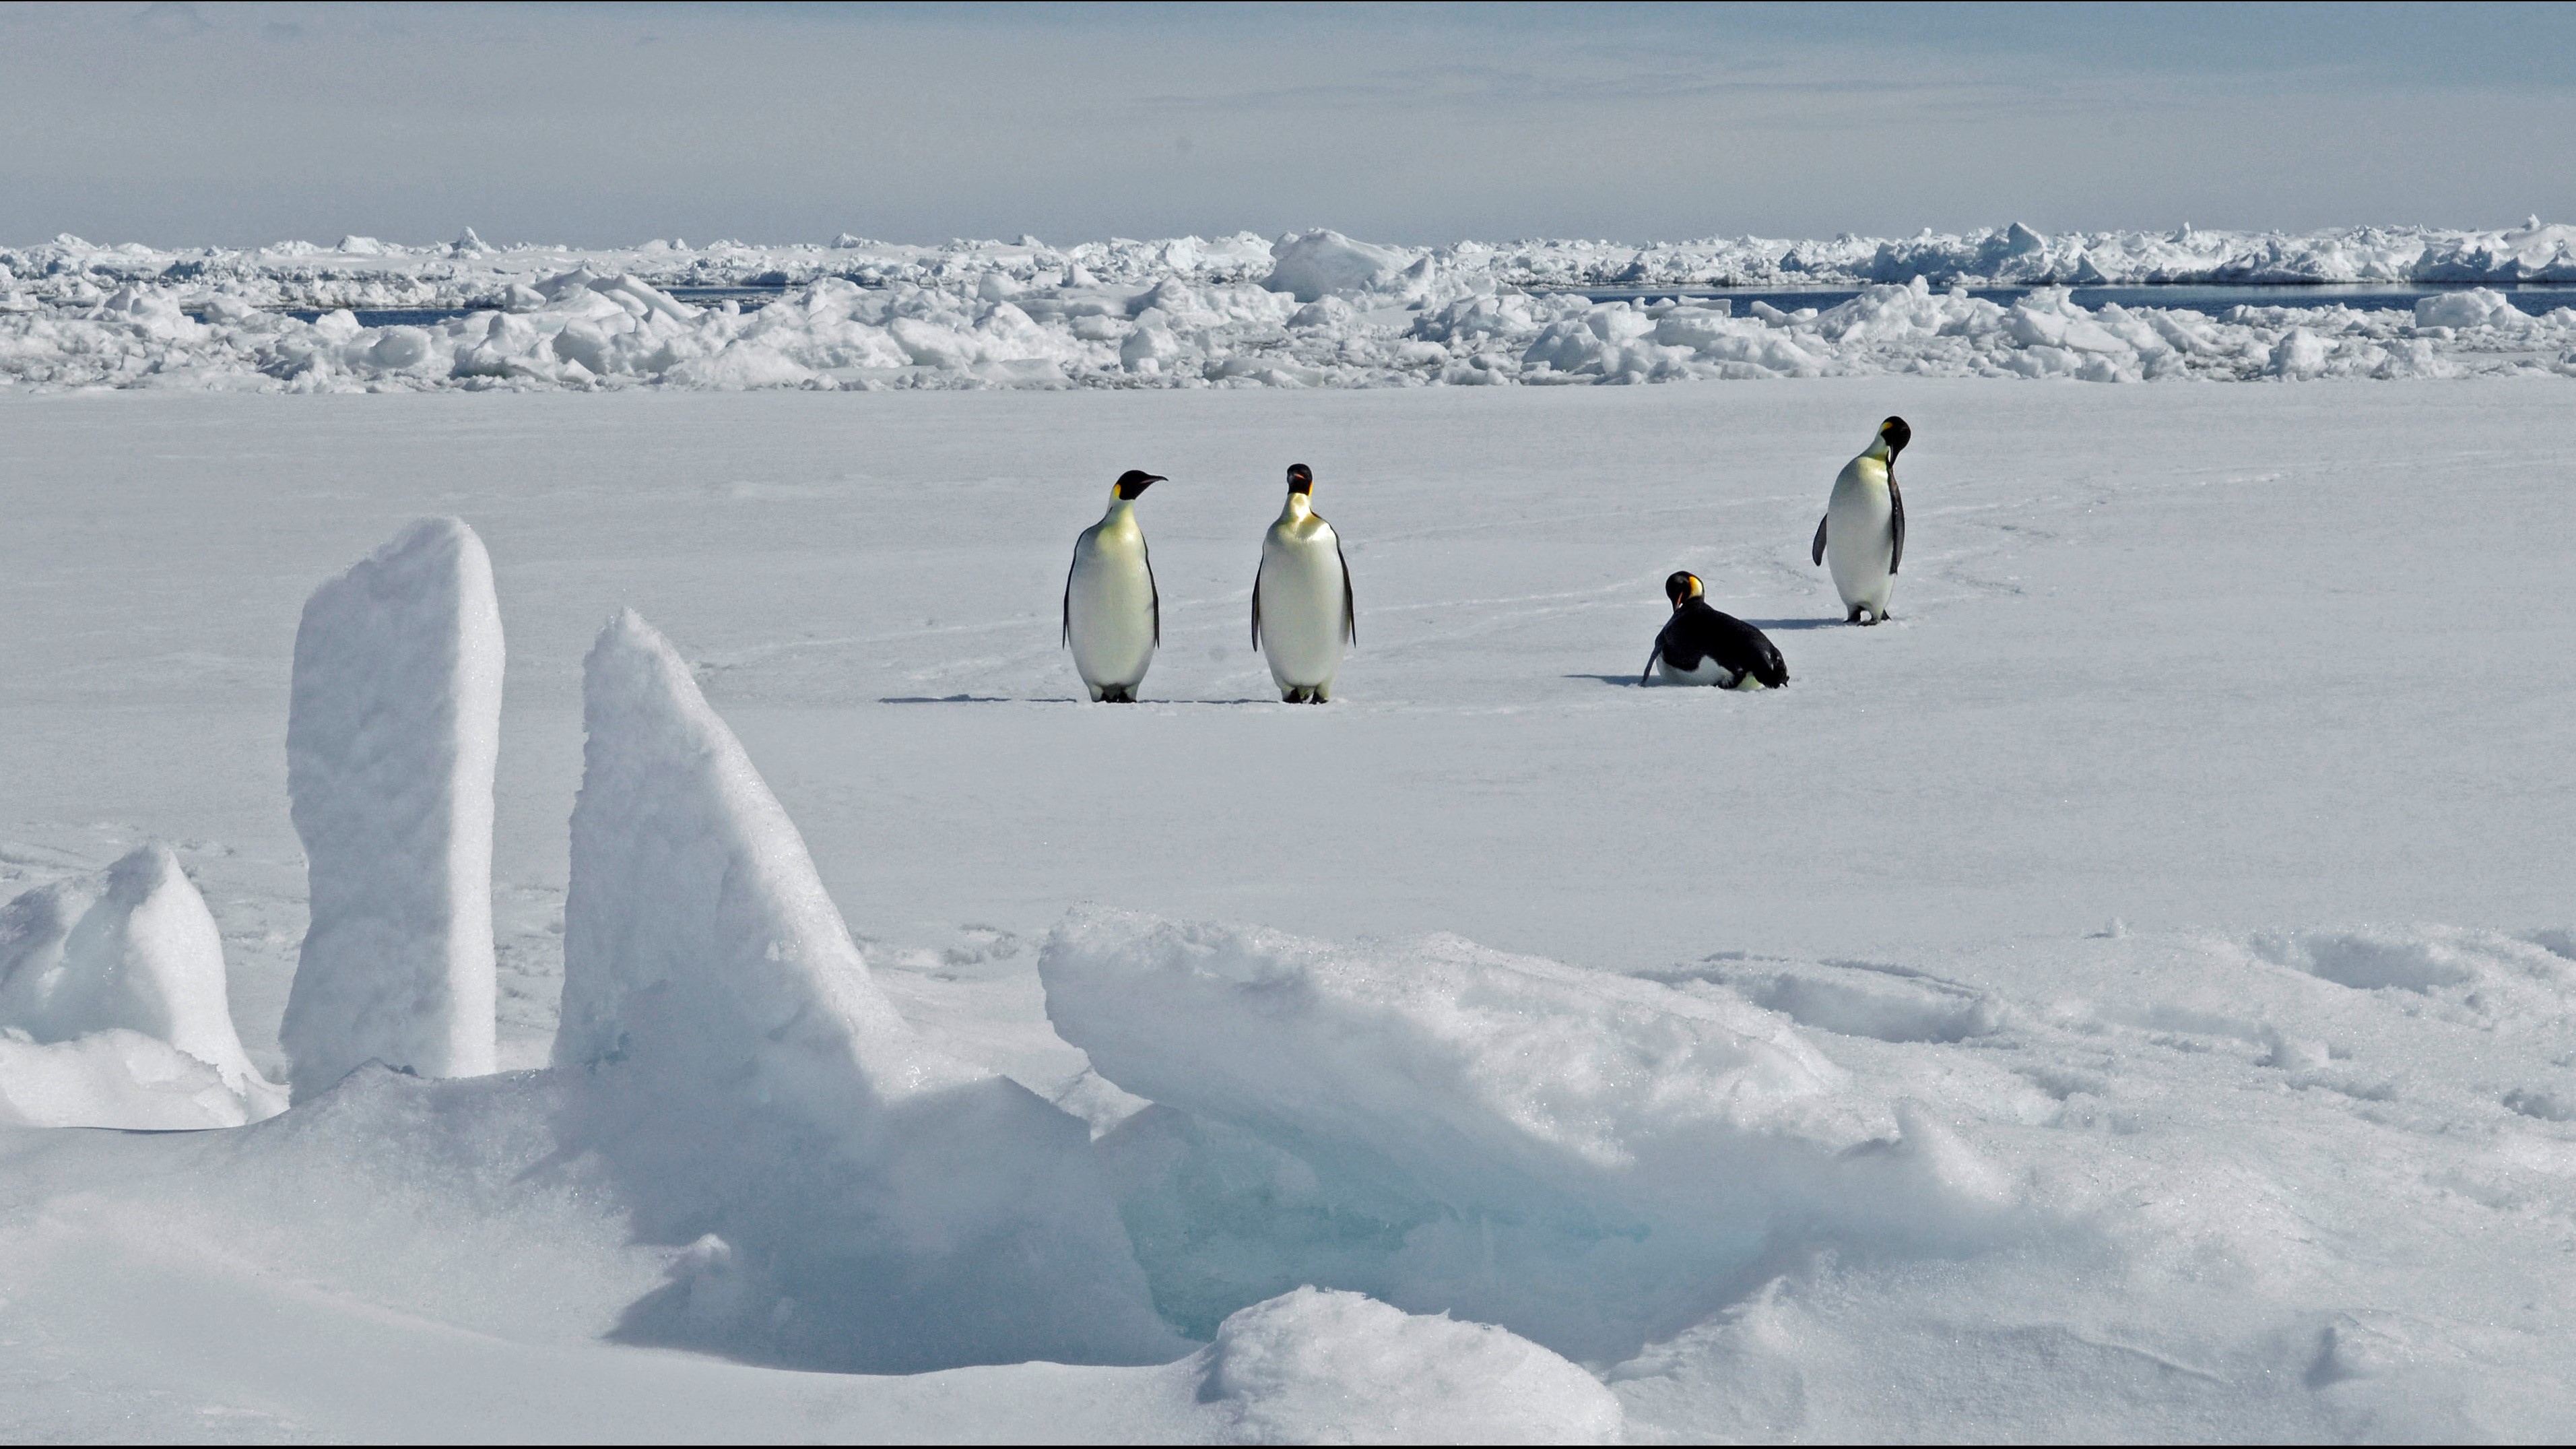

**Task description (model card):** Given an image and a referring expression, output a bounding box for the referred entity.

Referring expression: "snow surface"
[0,841,282,1124]
[0,379,2571,1440]
[6,227,2576,392]
[279,517,502,1097]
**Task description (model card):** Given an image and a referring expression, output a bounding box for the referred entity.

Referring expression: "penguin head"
[1872,416,1911,463]
[1286,463,1315,496]
[1112,470,1164,500]
[1664,571,1705,610]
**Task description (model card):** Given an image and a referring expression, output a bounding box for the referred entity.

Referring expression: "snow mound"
[2414,286,2530,329]
[280,518,503,1099]
[1262,230,1420,303]
[0,1027,251,1129]
[1200,1287,1622,1445]
[1044,908,2020,1359]
[2245,923,2571,1006]
[556,610,1173,1372]
[0,842,282,1122]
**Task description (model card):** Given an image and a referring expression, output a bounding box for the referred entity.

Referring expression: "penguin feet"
[1282,686,1311,703]
[1096,685,1138,703]
[1848,606,1887,626]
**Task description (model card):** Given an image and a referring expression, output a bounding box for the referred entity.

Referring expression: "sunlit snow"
[0,328,2569,1439]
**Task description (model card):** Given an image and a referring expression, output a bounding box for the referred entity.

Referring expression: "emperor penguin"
[1811,416,1910,624]
[1064,469,1164,702]
[1251,463,1355,703]
[1643,572,1788,688]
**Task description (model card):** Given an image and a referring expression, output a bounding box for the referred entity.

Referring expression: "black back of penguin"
[1647,573,1789,688]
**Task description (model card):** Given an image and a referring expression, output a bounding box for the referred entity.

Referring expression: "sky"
[1,1,2569,249]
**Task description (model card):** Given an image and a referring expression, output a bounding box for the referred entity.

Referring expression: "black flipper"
[1251,560,1263,651]
[1334,528,1357,645]
[1062,545,1077,647]
[1812,514,1828,567]
[1888,474,1905,576]
[1143,536,1160,646]
[1639,644,1661,688]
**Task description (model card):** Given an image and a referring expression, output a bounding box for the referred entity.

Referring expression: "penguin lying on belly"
[1643,572,1789,689]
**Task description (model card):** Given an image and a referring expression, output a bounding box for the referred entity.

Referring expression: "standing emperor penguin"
[1252,463,1355,703]
[1812,416,1911,624]
[1064,469,1164,702]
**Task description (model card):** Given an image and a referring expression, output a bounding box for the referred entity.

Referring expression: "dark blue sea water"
[1568,283,2576,316]
[273,285,791,329]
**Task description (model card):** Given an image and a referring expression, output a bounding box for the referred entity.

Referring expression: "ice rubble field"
[6,224,2576,393]
[1,377,2573,1442]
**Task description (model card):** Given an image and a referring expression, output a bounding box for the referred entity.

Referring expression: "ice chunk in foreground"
[1200,1287,1622,1446]
[279,518,502,1099]
[0,1028,250,1129]
[0,842,283,1123]
[555,610,1172,1372]
[1045,909,2016,1358]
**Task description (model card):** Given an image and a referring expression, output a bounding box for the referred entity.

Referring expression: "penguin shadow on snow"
[1739,616,1848,633]
[1565,671,1803,689]
[1566,608,1858,686]
[878,693,1286,706]
[1575,609,1912,686]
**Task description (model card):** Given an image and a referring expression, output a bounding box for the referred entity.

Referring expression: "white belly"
[1257,524,1346,690]
[1655,653,1742,688]
[1826,458,1895,614]
[1067,525,1154,692]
